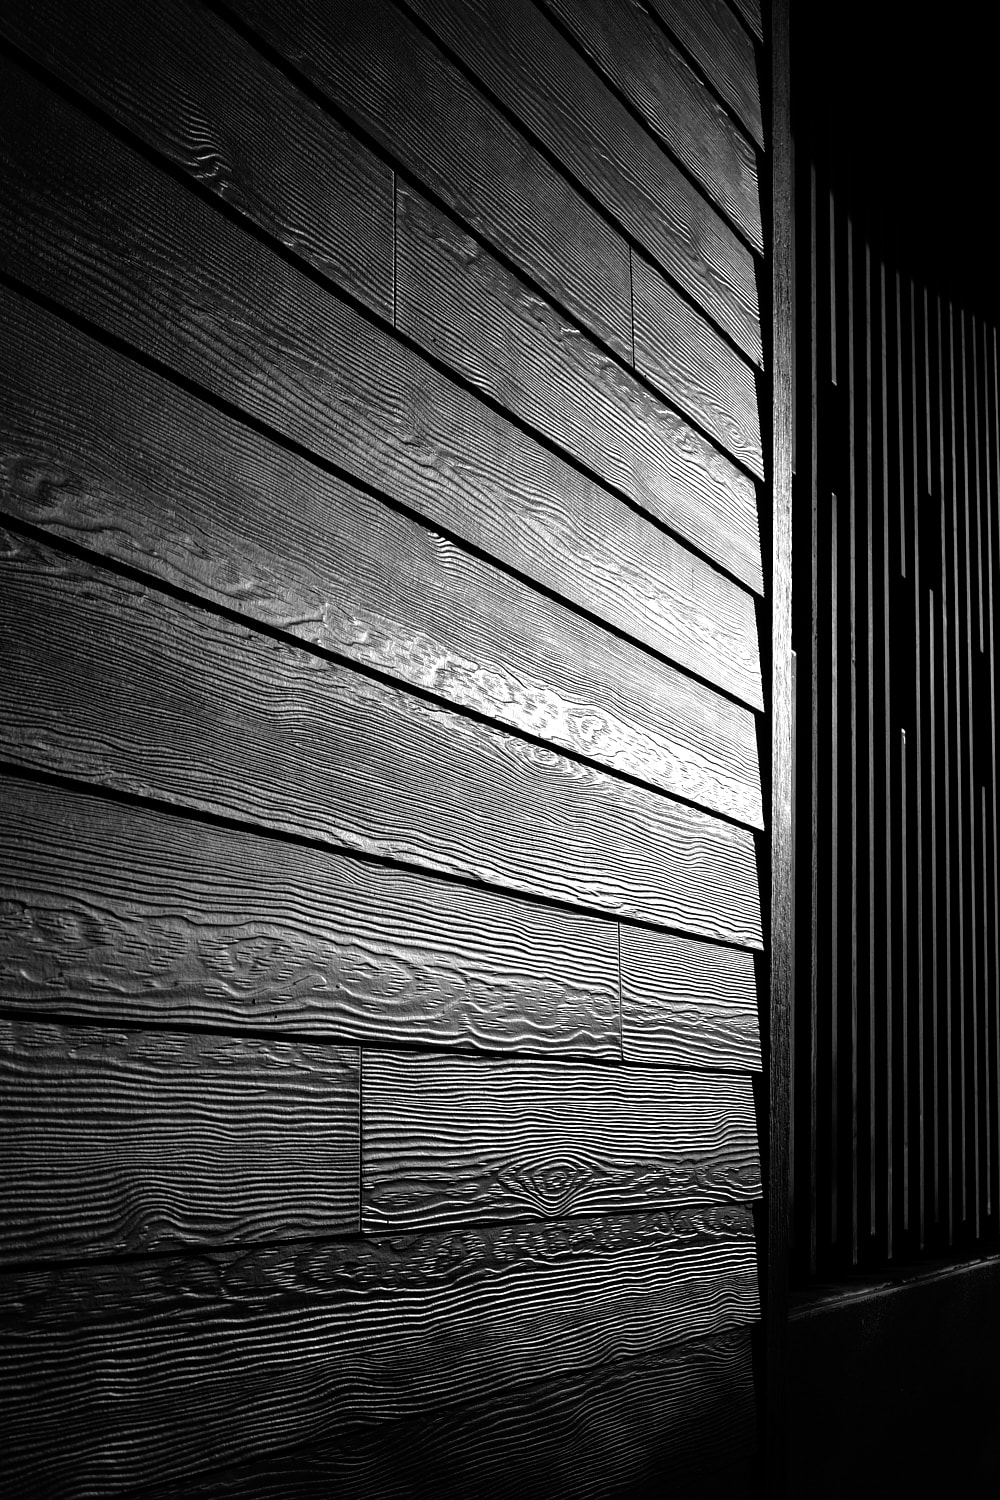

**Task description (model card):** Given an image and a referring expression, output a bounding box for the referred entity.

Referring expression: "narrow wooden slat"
[0,1016,359,1263]
[397,0,763,364]
[631,248,764,479]
[0,70,763,708]
[808,156,820,1273]
[936,294,954,1241]
[131,1328,757,1500]
[0,532,763,946]
[0,289,763,827]
[542,0,762,249]
[361,1052,761,1230]
[880,254,894,1258]
[0,0,394,318]
[947,302,965,1241]
[619,925,760,1073]
[901,727,909,1237]
[222,0,635,356]
[0,774,621,1055]
[864,237,877,1251]
[394,183,763,585]
[644,0,762,146]
[0,1203,759,1495]
[963,315,981,1236]
[830,482,840,1250]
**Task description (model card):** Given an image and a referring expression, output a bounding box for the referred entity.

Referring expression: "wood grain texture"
[619,923,761,1072]
[730,0,762,42]
[645,0,762,147]
[0,0,393,318]
[131,1327,756,1500]
[0,1204,759,1496]
[362,1052,761,1229]
[0,775,620,1055]
[0,73,764,711]
[632,247,764,477]
[0,533,763,946]
[0,1016,359,1264]
[543,0,761,249]
[223,0,632,357]
[0,290,763,824]
[400,0,763,365]
[396,183,763,588]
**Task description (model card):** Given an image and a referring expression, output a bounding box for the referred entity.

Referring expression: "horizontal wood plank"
[620,924,761,1072]
[0,775,620,1054]
[132,1327,756,1499]
[224,0,632,357]
[0,68,764,703]
[0,0,394,318]
[0,1204,759,1495]
[401,0,762,364]
[362,1052,761,1229]
[0,532,763,946]
[0,289,763,824]
[632,247,763,477]
[0,1016,359,1263]
[645,0,762,147]
[396,183,763,584]
[544,0,761,248]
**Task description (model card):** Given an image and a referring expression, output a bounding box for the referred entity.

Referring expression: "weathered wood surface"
[0,0,394,318]
[619,924,761,1072]
[544,0,761,249]
[0,1204,759,1496]
[396,184,763,587]
[0,533,763,946]
[400,0,762,365]
[0,1016,359,1264]
[0,74,764,709]
[223,0,632,358]
[362,1052,761,1229]
[132,1327,756,1500]
[632,248,763,478]
[645,0,762,147]
[0,775,621,1055]
[0,291,763,824]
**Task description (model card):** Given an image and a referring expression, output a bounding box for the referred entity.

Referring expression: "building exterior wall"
[0,2,775,1492]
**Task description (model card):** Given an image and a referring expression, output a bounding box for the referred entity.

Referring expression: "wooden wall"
[0,2,772,1493]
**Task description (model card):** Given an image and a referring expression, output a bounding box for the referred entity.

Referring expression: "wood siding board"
[395,182,763,583]
[0,533,764,947]
[631,247,764,478]
[730,0,762,42]
[361,1052,761,1230]
[0,1016,360,1264]
[542,0,762,249]
[0,0,394,319]
[0,1204,759,1495]
[619,923,761,1072]
[0,775,621,1056]
[397,0,763,364]
[643,0,762,147]
[0,74,764,709]
[218,0,633,358]
[129,1327,756,1500]
[0,289,763,827]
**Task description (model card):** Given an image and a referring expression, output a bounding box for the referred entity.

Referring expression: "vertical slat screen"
[792,143,1000,1275]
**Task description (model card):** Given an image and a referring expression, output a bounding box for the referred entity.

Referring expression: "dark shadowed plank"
[0,0,393,318]
[0,534,763,946]
[397,0,762,364]
[0,1016,359,1264]
[132,1327,756,1499]
[632,248,763,477]
[0,291,763,825]
[0,75,763,709]
[395,184,762,584]
[619,923,761,1072]
[542,0,761,248]
[645,0,762,146]
[220,0,632,356]
[0,1204,759,1495]
[0,775,620,1055]
[362,1052,760,1229]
